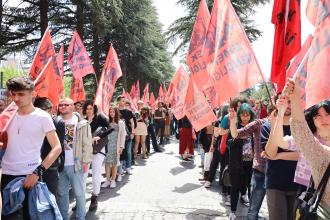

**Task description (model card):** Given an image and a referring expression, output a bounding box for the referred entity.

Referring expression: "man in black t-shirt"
[117,96,135,175]
[154,102,165,145]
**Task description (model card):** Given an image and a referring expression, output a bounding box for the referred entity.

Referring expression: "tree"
[166,0,269,55]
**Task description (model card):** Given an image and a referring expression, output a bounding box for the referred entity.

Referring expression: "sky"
[152,0,315,79]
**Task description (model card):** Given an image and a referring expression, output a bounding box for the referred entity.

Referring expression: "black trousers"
[208,146,220,183]
[1,174,30,220]
[42,168,59,196]
[230,162,253,212]
[155,121,165,145]
[146,124,158,153]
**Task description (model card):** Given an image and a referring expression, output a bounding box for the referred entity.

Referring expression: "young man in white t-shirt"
[1,76,62,219]
[57,98,92,220]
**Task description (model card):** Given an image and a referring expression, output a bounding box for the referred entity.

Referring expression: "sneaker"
[110,180,116,188]
[101,180,110,188]
[117,174,122,182]
[204,181,211,188]
[229,212,236,220]
[240,195,249,204]
[126,168,133,175]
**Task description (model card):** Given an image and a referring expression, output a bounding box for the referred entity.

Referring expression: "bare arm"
[271,151,299,161]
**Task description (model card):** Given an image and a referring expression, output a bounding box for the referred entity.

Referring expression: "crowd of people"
[0,76,176,220]
[0,76,329,220]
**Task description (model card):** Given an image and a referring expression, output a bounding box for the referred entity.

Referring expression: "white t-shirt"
[62,115,78,166]
[2,108,55,175]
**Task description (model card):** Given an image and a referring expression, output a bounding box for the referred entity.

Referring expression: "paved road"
[75,137,268,220]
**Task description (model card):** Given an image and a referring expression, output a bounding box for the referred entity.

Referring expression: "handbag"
[221,165,231,187]
[295,163,330,220]
[92,127,109,154]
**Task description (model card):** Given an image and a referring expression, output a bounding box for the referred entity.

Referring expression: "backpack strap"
[309,163,330,212]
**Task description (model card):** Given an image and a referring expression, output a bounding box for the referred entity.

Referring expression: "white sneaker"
[126,168,133,175]
[110,180,116,188]
[117,174,122,182]
[240,194,249,204]
[101,180,110,188]
[204,181,211,188]
[229,212,236,220]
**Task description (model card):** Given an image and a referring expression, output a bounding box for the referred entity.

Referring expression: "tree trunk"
[0,0,3,30]
[39,0,49,36]
[75,0,84,40]
[92,26,100,79]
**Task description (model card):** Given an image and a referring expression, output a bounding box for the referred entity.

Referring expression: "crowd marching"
[0,0,330,219]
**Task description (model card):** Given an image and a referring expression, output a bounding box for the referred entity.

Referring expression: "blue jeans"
[123,139,132,170]
[247,169,266,220]
[57,166,86,220]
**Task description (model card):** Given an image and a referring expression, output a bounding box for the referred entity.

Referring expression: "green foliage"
[166,0,269,55]
[1,0,173,94]
[241,81,274,105]
[0,66,25,88]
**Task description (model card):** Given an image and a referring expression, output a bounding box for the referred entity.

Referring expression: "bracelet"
[33,164,46,177]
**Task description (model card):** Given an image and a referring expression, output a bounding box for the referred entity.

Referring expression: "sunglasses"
[58,104,71,108]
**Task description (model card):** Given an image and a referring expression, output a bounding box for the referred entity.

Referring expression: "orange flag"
[34,57,60,106]
[186,0,210,91]
[270,0,301,92]
[135,80,140,101]
[28,29,56,80]
[67,31,95,79]
[168,66,190,120]
[305,15,330,108]
[203,0,264,105]
[158,85,164,103]
[306,0,330,27]
[94,46,122,115]
[130,84,136,98]
[162,83,167,98]
[70,77,86,103]
[142,83,149,103]
[149,92,156,112]
[184,76,217,131]
[0,102,17,133]
[287,35,313,108]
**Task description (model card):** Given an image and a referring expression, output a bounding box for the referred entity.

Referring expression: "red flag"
[34,57,60,106]
[186,0,211,91]
[94,46,122,115]
[305,15,330,108]
[135,80,140,101]
[28,29,56,80]
[125,92,138,113]
[70,77,86,103]
[203,0,264,105]
[270,0,301,92]
[184,76,217,131]
[168,66,190,120]
[67,31,95,79]
[142,83,149,103]
[149,92,156,112]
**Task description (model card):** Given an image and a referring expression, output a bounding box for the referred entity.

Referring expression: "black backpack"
[41,116,65,172]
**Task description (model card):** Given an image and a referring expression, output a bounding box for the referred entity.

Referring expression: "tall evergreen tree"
[166,0,269,55]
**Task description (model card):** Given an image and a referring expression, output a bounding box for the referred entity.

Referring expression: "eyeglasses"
[58,104,71,108]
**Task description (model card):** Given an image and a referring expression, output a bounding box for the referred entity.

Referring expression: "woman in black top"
[83,100,109,211]
[228,103,255,219]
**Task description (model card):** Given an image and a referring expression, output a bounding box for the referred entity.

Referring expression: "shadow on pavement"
[170,166,186,175]
[185,209,226,220]
[173,183,202,193]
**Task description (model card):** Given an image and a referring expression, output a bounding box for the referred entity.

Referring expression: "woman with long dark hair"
[228,103,255,219]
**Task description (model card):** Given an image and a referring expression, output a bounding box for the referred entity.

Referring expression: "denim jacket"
[2,177,62,220]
